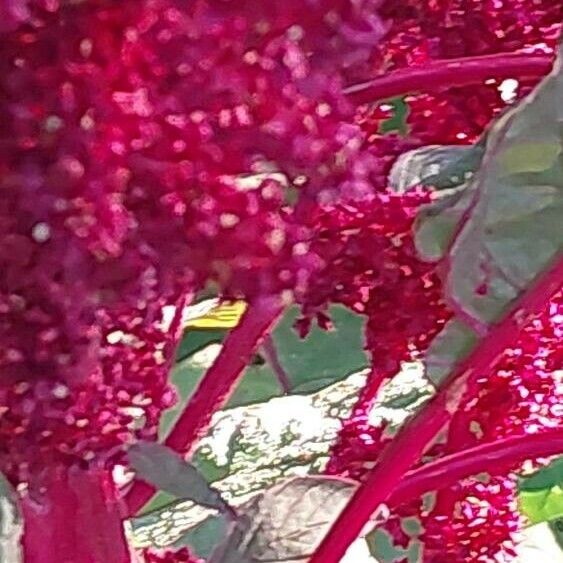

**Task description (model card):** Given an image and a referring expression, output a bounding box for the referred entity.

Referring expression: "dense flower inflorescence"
[299,188,450,403]
[0,297,188,483]
[421,292,562,561]
[0,0,396,486]
[1,0,561,561]
[329,292,562,561]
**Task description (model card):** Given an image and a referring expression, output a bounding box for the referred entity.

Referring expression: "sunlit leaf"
[519,457,563,524]
[520,488,563,525]
[208,476,358,563]
[184,300,247,330]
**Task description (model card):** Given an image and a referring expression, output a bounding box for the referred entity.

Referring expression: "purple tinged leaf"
[128,442,232,515]
[208,476,358,563]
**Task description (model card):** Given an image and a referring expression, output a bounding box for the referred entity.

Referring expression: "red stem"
[22,466,131,563]
[345,53,553,104]
[310,256,563,563]
[262,335,292,394]
[390,428,563,508]
[125,295,284,515]
[351,365,392,418]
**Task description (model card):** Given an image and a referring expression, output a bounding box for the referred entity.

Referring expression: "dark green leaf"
[160,305,367,438]
[135,491,177,516]
[448,49,562,323]
[520,457,563,491]
[380,97,409,135]
[175,329,227,362]
[389,144,484,193]
[416,46,562,374]
[367,528,421,563]
[128,442,231,514]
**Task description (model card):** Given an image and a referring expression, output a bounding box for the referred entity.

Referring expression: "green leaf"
[380,97,409,135]
[520,457,563,491]
[520,487,563,525]
[414,210,459,262]
[519,457,563,524]
[367,528,421,563]
[160,305,367,439]
[159,351,222,440]
[447,48,563,324]
[414,46,563,375]
[175,329,227,362]
[128,442,232,514]
[425,319,479,385]
[389,143,485,193]
[265,305,368,392]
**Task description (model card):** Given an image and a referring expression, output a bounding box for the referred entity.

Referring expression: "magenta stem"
[390,428,563,507]
[345,53,553,104]
[125,295,284,515]
[22,466,131,563]
[310,256,563,563]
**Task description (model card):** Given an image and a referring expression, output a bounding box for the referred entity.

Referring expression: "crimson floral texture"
[377,0,562,144]
[299,190,450,401]
[326,292,562,561]
[0,1,561,562]
[0,0,403,505]
[321,2,562,561]
[419,292,561,562]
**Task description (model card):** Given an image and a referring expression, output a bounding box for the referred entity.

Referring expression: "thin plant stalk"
[125,295,284,515]
[345,53,553,104]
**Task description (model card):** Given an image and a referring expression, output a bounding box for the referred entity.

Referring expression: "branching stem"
[125,295,284,515]
[310,256,563,563]
[390,428,563,507]
[345,53,553,104]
